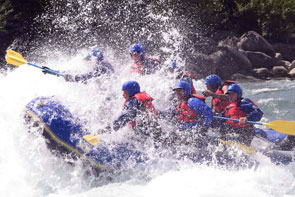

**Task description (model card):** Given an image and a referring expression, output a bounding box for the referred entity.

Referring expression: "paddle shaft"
[6,50,64,77]
[28,62,64,77]
[214,116,262,125]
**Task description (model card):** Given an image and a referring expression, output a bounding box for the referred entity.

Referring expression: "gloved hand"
[199,126,209,137]
[96,125,112,134]
[64,74,75,82]
[42,66,53,75]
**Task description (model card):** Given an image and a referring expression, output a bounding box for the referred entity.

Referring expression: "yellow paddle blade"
[218,139,255,155]
[263,120,295,136]
[83,135,99,146]
[5,49,28,66]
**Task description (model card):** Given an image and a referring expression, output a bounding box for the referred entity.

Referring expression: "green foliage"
[0,0,48,36]
[235,0,295,40]
[0,0,16,33]
[169,0,295,41]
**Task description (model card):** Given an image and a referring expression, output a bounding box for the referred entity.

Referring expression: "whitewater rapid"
[1,53,295,197]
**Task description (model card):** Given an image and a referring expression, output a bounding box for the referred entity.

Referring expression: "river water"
[1,0,295,196]
[0,56,295,196]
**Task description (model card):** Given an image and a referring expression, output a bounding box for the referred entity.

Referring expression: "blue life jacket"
[239,98,263,122]
[75,61,114,82]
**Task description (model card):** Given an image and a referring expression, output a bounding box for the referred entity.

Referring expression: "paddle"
[5,49,64,77]
[214,116,295,136]
[206,135,255,155]
[217,138,255,155]
[83,135,99,146]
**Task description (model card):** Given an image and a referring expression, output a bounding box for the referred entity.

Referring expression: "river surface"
[0,58,295,196]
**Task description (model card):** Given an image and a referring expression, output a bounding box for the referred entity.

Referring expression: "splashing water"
[2,1,295,196]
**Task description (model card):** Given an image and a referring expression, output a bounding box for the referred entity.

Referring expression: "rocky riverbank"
[187,31,295,81]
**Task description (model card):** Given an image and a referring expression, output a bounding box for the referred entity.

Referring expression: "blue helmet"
[205,74,222,90]
[173,81,191,97]
[167,60,177,69]
[122,81,140,97]
[129,43,145,59]
[84,49,104,62]
[227,84,243,99]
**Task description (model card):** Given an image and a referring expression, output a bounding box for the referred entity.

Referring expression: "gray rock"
[280,60,291,70]
[231,73,262,81]
[289,60,295,71]
[245,51,282,69]
[238,31,275,57]
[288,68,295,77]
[275,53,282,60]
[208,46,252,79]
[218,36,239,49]
[273,43,295,62]
[272,66,289,77]
[253,68,272,79]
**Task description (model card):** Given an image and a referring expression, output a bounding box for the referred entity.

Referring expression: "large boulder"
[188,46,252,79]
[289,68,295,77]
[231,73,262,81]
[253,68,273,79]
[244,51,285,69]
[218,36,239,49]
[289,60,295,71]
[238,31,275,57]
[272,43,295,62]
[272,66,289,77]
[207,46,252,79]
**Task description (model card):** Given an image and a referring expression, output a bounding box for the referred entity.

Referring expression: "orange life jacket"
[212,80,236,114]
[183,72,197,80]
[124,92,157,127]
[129,58,160,75]
[224,101,251,128]
[175,95,204,123]
[129,62,144,75]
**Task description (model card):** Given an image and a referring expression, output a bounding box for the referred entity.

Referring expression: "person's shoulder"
[124,97,140,108]
[240,98,254,105]
[145,57,160,64]
[100,61,113,67]
[187,97,205,107]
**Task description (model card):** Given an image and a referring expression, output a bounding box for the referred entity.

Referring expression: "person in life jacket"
[166,60,197,94]
[159,81,213,133]
[220,84,264,146]
[107,81,162,144]
[158,81,213,148]
[129,43,161,75]
[202,74,236,115]
[63,48,114,83]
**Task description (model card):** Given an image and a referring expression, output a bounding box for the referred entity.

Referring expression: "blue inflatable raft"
[24,97,295,173]
[24,96,147,173]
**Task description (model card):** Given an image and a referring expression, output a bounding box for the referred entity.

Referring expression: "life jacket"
[123,92,157,127]
[129,58,160,75]
[174,95,204,123]
[224,100,251,128]
[212,80,236,114]
[183,72,197,80]
[192,94,206,102]
[130,62,144,75]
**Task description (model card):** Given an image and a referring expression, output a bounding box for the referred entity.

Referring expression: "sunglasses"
[130,51,140,56]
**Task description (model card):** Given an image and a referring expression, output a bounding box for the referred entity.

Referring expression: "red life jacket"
[129,58,160,75]
[212,80,236,114]
[183,72,197,80]
[224,101,250,128]
[192,94,206,102]
[174,95,204,123]
[129,62,144,75]
[133,92,157,116]
[123,92,157,126]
